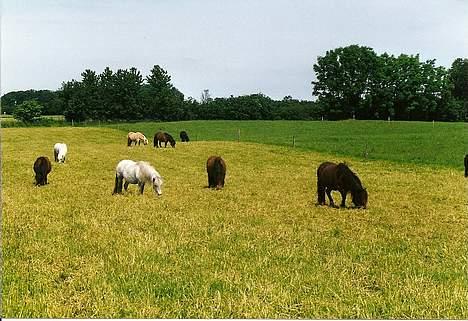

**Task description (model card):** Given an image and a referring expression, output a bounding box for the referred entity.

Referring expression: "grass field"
[106,120,468,168]
[1,122,467,318]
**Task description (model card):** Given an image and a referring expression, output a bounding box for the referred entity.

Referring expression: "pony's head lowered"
[151,173,163,196]
[351,188,368,208]
[166,133,176,148]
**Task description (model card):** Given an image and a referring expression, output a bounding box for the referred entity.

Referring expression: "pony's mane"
[337,163,363,190]
[137,161,162,183]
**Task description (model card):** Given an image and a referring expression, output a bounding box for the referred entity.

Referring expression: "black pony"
[154,131,176,148]
[464,154,468,177]
[206,156,226,189]
[33,156,52,186]
[180,130,190,142]
[316,161,368,208]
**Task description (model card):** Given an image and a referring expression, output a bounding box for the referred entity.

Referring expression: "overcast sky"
[1,0,467,100]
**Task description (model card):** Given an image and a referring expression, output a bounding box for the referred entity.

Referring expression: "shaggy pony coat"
[206,156,226,189]
[34,156,52,186]
[53,143,68,163]
[154,131,176,148]
[317,161,368,208]
[127,132,148,146]
[180,131,190,142]
[113,160,163,196]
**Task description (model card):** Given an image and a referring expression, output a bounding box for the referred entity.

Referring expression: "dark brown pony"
[317,161,368,208]
[180,130,190,142]
[207,156,226,189]
[464,154,468,177]
[33,156,52,186]
[154,131,176,148]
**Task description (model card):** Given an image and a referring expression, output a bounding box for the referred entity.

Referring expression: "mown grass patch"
[1,126,467,318]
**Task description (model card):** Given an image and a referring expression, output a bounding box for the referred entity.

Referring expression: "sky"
[1,0,467,100]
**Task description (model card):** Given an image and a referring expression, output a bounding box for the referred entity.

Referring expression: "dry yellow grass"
[1,126,467,318]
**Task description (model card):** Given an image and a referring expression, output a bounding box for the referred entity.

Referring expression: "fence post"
[432,120,435,128]
[237,129,240,142]
[71,119,74,126]
[292,135,295,147]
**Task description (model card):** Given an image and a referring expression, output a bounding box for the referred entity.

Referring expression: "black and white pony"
[112,160,163,196]
[54,143,68,163]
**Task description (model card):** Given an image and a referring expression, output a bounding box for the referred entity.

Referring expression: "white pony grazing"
[53,143,68,163]
[112,160,163,196]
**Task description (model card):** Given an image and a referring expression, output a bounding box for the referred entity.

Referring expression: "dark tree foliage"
[313,45,466,121]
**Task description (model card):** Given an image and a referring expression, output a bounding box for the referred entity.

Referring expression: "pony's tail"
[112,174,120,194]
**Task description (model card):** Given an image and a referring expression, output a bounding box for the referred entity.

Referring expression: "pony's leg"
[138,182,145,194]
[207,173,213,187]
[165,141,168,148]
[124,181,129,191]
[339,190,347,208]
[326,189,336,208]
[54,151,58,162]
[317,182,326,205]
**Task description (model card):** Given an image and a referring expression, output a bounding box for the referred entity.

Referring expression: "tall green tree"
[312,45,379,119]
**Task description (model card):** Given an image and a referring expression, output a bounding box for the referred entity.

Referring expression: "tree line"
[2,45,467,122]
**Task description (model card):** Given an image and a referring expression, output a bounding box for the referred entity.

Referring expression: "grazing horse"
[33,156,52,186]
[180,130,190,142]
[112,160,163,196]
[154,131,176,148]
[465,154,468,177]
[316,161,368,208]
[53,143,68,163]
[206,156,226,189]
[127,132,148,146]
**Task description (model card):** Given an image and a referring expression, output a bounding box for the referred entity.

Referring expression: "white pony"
[112,160,163,196]
[53,143,68,163]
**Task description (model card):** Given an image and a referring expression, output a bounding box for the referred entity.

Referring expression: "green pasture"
[107,120,468,169]
[1,123,467,318]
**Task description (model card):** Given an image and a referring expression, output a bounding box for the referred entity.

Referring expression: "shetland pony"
[127,132,148,146]
[206,156,226,189]
[180,131,190,142]
[33,156,52,186]
[464,154,468,177]
[112,160,163,196]
[154,131,176,148]
[316,161,368,208]
[53,143,68,163]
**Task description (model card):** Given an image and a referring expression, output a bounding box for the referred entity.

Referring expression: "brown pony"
[317,161,368,208]
[206,156,226,189]
[127,132,148,146]
[154,131,176,148]
[33,156,52,186]
[464,154,468,177]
